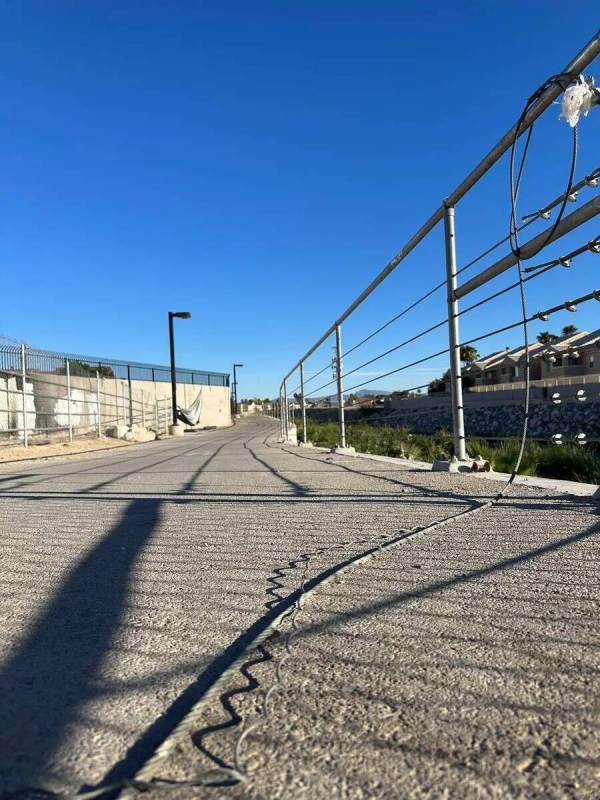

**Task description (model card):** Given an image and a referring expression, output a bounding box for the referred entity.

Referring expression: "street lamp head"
[170,311,192,319]
[234,363,244,368]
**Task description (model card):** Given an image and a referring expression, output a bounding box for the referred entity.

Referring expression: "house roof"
[467,329,600,370]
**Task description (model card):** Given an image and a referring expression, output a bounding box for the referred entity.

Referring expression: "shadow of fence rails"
[89,510,600,797]
[0,498,161,796]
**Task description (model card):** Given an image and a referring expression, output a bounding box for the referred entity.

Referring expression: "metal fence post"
[278,389,285,439]
[300,360,307,444]
[155,399,159,432]
[66,358,73,443]
[127,365,133,428]
[335,324,346,449]
[444,204,467,461]
[164,398,169,435]
[96,370,102,438]
[141,390,146,428]
[21,344,28,448]
[283,380,289,439]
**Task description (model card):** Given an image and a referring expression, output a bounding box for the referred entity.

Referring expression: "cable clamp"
[584,168,600,187]
[588,237,600,254]
[522,208,551,222]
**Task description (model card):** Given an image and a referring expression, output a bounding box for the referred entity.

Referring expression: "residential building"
[463,329,600,387]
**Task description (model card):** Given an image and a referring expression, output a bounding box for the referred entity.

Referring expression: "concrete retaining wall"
[0,371,231,441]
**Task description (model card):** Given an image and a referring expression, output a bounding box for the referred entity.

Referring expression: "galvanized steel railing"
[276,31,600,459]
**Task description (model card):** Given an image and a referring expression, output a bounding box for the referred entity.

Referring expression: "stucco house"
[463,329,600,387]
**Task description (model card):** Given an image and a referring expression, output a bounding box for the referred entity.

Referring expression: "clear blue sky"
[1,2,599,398]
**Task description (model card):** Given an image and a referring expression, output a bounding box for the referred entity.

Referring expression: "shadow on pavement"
[0,498,161,795]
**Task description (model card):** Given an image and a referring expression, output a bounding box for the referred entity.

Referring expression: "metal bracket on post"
[331,324,355,455]
[66,358,73,443]
[433,204,469,472]
[21,344,28,448]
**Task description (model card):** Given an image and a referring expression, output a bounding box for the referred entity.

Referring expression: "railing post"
[127,364,133,428]
[278,390,284,439]
[283,380,289,439]
[335,324,346,449]
[66,358,73,443]
[21,344,28,448]
[300,360,307,444]
[96,370,102,438]
[444,204,467,461]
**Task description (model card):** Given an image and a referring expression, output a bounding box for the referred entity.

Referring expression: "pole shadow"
[0,498,161,796]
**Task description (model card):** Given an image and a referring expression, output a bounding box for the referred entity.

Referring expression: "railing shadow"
[0,498,161,794]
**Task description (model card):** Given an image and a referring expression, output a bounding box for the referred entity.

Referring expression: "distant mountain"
[306,388,391,402]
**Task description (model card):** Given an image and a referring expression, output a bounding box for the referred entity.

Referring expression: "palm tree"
[537,331,559,344]
[460,345,479,365]
[561,324,578,337]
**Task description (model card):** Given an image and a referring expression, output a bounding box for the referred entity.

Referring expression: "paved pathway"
[0,418,598,798]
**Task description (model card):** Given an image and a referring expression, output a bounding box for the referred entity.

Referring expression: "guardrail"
[276,31,600,460]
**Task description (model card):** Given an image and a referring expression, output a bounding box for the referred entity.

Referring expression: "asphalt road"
[0,417,598,799]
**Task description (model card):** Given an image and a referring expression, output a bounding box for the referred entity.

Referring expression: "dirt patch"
[0,436,134,463]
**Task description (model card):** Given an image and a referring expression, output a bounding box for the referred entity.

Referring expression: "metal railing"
[0,343,228,448]
[276,31,600,457]
[0,344,229,387]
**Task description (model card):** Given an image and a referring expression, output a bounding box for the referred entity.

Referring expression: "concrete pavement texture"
[0,417,597,799]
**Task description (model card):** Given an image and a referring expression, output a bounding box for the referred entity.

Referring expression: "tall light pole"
[232,363,243,416]
[168,311,191,430]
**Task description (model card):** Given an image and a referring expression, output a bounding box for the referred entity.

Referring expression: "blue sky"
[1,2,599,399]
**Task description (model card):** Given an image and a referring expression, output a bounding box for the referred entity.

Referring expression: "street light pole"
[232,363,243,416]
[168,311,191,430]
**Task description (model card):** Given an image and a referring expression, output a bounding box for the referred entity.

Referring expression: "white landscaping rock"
[129,426,156,443]
[106,425,129,440]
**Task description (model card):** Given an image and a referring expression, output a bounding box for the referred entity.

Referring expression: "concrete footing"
[169,424,185,437]
[298,441,314,448]
[331,446,357,456]
[432,457,473,473]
